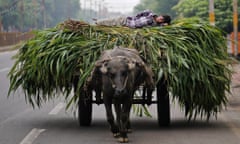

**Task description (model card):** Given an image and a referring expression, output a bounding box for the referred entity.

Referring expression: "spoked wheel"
[78,92,92,126]
[156,77,170,126]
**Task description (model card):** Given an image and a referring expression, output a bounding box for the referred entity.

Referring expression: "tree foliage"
[0,0,80,31]
[173,0,239,33]
[134,0,239,33]
[134,0,179,18]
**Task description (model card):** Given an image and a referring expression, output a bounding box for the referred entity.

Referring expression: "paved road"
[1,50,240,144]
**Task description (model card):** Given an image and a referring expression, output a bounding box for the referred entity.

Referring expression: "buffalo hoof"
[118,137,129,143]
[113,133,120,138]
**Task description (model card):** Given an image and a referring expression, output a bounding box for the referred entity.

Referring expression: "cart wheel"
[156,77,170,126]
[78,91,92,126]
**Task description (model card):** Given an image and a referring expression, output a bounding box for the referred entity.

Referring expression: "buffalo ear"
[100,64,107,74]
[99,61,108,74]
[95,59,109,74]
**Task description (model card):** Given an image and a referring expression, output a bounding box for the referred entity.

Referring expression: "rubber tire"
[156,77,170,126]
[78,93,92,126]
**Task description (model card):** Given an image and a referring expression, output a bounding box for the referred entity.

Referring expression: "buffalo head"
[96,56,140,99]
[86,47,155,101]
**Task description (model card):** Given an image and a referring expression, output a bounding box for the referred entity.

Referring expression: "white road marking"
[48,102,65,115]
[0,67,10,73]
[20,128,46,144]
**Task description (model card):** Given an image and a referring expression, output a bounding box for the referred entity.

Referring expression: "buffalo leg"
[114,103,121,130]
[126,120,132,133]
[118,103,131,143]
[104,102,119,137]
[114,103,131,133]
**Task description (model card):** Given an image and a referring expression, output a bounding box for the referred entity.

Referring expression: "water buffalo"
[86,47,154,143]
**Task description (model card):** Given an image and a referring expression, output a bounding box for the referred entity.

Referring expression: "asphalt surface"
[1,49,240,144]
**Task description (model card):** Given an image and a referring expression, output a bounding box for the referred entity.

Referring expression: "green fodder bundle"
[8,18,231,119]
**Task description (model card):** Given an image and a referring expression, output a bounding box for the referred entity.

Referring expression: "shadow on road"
[26,115,228,132]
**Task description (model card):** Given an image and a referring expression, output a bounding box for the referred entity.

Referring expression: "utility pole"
[209,0,215,26]
[0,19,2,32]
[32,0,37,29]
[95,0,98,18]
[41,0,46,28]
[100,0,105,19]
[0,12,2,32]
[233,0,239,57]
[67,1,70,18]
[90,0,92,19]
[84,0,86,16]
[20,0,24,31]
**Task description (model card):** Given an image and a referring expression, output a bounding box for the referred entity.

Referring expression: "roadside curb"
[0,45,15,52]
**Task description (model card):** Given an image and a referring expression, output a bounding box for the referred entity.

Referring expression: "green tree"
[0,0,81,32]
[173,0,239,33]
[0,0,23,31]
[134,0,179,18]
[46,0,80,27]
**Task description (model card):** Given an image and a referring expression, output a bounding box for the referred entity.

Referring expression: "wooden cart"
[74,77,170,127]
